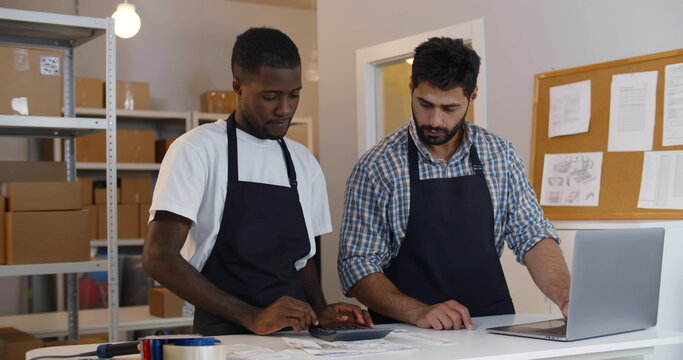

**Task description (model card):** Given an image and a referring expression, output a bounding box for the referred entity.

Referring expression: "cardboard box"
[83,204,97,240]
[121,177,152,204]
[0,45,62,116]
[60,77,104,108]
[149,288,184,318]
[0,327,43,360]
[76,129,155,163]
[200,90,236,114]
[5,210,90,264]
[117,81,150,110]
[79,177,93,205]
[4,181,81,212]
[139,203,151,238]
[155,139,175,163]
[76,77,104,108]
[0,196,5,265]
[93,187,120,205]
[97,204,138,239]
[0,161,66,182]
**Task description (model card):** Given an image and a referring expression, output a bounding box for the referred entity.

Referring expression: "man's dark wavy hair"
[411,37,480,97]
[231,27,300,79]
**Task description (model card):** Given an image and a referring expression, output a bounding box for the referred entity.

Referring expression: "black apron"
[193,114,311,335]
[370,134,514,324]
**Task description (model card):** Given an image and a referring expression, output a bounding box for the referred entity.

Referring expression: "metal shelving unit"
[0,8,119,341]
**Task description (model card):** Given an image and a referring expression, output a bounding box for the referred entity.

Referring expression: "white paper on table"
[540,152,603,207]
[548,80,591,138]
[607,71,658,152]
[224,343,292,359]
[663,63,683,146]
[282,337,416,357]
[386,329,456,345]
[637,150,683,210]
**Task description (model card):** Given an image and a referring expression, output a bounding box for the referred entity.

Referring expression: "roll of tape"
[163,343,225,360]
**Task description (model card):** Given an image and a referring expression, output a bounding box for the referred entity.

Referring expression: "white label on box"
[12,48,30,71]
[11,97,29,115]
[40,56,61,76]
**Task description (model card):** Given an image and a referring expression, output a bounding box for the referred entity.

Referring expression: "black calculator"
[308,326,394,342]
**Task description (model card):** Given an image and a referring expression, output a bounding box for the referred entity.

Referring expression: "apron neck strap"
[278,138,298,191]
[469,145,483,174]
[227,113,239,186]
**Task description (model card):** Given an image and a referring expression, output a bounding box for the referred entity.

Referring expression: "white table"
[27,314,683,360]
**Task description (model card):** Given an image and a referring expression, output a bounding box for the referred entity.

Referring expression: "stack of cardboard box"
[0,162,89,265]
[83,177,152,240]
[76,129,156,163]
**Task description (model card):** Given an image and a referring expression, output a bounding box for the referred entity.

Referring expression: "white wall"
[317,0,683,303]
[0,0,319,158]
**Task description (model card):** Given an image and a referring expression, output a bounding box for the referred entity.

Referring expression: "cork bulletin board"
[530,49,683,220]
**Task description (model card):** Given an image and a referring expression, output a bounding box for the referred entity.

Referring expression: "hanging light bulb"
[112,1,141,39]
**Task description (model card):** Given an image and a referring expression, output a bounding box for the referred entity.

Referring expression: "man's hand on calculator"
[316,302,374,329]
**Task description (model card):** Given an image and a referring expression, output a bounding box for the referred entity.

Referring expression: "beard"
[414,107,468,146]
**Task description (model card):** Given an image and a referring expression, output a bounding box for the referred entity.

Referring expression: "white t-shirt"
[150,119,333,271]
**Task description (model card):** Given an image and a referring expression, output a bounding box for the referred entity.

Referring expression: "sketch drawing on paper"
[540,152,603,207]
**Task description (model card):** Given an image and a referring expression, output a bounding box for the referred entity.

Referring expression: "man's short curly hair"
[231,27,300,80]
[411,37,480,97]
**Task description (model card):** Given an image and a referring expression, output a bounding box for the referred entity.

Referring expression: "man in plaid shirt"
[338,37,571,330]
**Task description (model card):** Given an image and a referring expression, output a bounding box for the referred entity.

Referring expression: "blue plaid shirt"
[338,120,559,295]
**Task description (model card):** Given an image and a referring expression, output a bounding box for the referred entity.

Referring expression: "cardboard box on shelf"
[0,196,5,265]
[83,204,97,240]
[200,90,236,114]
[4,181,81,212]
[0,327,43,360]
[76,129,155,163]
[121,177,152,204]
[97,204,138,239]
[4,210,90,265]
[117,81,150,110]
[155,139,175,163]
[0,161,66,182]
[61,77,103,108]
[93,187,120,205]
[149,288,184,318]
[79,177,93,205]
[0,45,62,117]
[139,203,151,238]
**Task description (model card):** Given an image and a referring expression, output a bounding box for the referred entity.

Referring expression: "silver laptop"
[487,227,664,341]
